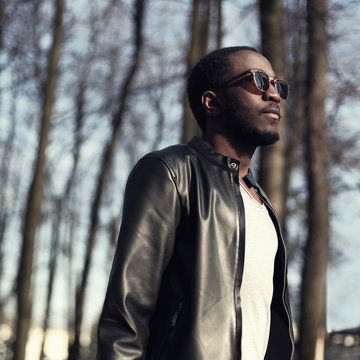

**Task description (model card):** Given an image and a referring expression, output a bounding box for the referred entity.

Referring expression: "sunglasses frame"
[214,69,289,99]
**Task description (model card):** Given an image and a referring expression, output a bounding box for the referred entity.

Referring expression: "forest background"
[0,0,360,359]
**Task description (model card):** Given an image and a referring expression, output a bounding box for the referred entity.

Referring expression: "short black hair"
[187,46,259,132]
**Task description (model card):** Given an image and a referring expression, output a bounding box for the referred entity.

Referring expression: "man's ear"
[201,91,221,116]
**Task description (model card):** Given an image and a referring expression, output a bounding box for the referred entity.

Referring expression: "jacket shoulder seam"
[141,155,183,207]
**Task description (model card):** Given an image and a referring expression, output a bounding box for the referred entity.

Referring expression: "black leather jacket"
[98,137,294,360]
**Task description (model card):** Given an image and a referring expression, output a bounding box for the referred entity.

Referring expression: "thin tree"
[13,0,65,359]
[38,198,61,360]
[0,0,20,322]
[282,0,307,240]
[39,74,86,360]
[299,0,329,359]
[67,1,146,359]
[258,0,287,226]
[215,0,223,49]
[181,0,212,142]
[0,90,18,322]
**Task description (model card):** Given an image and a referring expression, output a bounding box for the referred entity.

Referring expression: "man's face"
[217,51,282,147]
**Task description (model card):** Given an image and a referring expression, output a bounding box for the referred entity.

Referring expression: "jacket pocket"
[152,301,184,360]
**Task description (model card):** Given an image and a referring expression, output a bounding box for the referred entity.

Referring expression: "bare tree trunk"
[151,94,166,150]
[13,1,65,359]
[39,199,61,360]
[39,80,85,360]
[216,0,223,49]
[0,89,18,321]
[0,1,4,51]
[282,0,307,238]
[0,95,24,323]
[0,1,17,323]
[67,1,146,359]
[258,0,287,226]
[181,0,212,142]
[299,0,329,359]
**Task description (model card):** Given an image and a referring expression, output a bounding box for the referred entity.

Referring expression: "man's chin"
[220,120,280,148]
[242,129,280,147]
[258,132,280,146]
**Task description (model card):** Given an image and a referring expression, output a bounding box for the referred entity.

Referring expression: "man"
[97,46,294,360]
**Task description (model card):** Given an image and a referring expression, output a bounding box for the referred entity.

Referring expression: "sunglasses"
[215,69,289,100]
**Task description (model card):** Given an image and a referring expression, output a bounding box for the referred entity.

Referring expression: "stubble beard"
[221,96,280,151]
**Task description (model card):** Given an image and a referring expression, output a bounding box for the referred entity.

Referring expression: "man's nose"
[263,82,281,102]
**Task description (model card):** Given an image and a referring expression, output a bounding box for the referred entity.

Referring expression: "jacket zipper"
[229,163,245,360]
[277,217,295,360]
[262,198,295,360]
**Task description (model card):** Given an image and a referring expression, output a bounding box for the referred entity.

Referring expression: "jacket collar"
[187,136,241,171]
[187,136,266,197]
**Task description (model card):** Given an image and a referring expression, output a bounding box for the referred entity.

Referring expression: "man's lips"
[261,106,281,120]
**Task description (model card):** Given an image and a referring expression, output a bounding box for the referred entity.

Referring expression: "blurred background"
[0,0,360,359]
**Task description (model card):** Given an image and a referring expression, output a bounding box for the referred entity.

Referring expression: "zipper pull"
[171,302,183,327]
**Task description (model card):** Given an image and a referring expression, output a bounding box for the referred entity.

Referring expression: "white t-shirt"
[239,182,278,360]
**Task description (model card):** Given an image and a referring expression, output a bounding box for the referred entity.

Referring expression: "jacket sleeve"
[97,156,181,360]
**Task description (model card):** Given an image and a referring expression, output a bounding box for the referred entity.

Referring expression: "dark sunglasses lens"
[276,80,288,99]
[254,72,270,91]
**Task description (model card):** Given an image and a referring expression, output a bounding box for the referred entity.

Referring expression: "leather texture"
[97,137,294,360]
